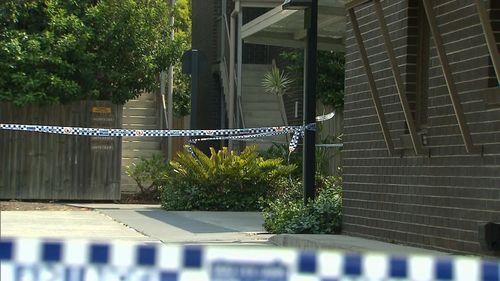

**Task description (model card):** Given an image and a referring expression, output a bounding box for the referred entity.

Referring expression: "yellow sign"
[92,106,112,114]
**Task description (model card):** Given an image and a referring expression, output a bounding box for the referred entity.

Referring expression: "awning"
[241,0,346,52]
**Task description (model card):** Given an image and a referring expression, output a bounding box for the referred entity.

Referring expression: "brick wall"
[344,0,500,255]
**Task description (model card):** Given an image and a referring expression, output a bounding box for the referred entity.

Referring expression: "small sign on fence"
[91,106,112,114]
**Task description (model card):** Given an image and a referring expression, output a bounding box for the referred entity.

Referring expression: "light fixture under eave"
[282,0,311,10]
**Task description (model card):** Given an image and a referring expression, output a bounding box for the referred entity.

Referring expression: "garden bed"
[0,201,92,211]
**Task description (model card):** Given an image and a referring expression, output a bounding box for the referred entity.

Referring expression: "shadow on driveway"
[135,209,235,233]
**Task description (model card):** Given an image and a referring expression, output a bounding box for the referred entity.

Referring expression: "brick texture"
[344,0,500,255]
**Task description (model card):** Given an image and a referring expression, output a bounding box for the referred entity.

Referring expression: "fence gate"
[0,101,122,200]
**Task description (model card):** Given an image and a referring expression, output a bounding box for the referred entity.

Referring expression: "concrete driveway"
[74,204,271,246]
[1,204,270,246]
[1,204,448,255]
[0,210,155,242]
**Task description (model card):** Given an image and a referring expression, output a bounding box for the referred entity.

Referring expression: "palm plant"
[262,66,293,96]
[262,66,293,129]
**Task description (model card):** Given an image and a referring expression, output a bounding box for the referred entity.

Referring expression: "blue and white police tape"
[184,130,300,159]
[0,123,304,138]
[189,129,304,153]
[1,238,499,281]
[0,123,314,153]
[189,131,293,144]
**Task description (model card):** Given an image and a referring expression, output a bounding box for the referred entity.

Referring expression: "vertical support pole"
[422,0,480,154]
[160,71,168,126]
[221,0,228,149]
[167,0,176,161]
[348,8,395,156]
[373,0,425,155]
[220,0,227,61]
[237,1,243,128]
[303,0,318,203]
[475,0,500,85]
[229,11,236,131]
[190,50,199,131]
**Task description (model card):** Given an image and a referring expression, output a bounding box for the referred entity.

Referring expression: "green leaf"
[261,65,293,96]
[0,0,191,112]
[160,145,296,211]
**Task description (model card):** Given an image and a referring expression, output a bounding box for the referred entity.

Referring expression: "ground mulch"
[0,201,92,211]
[0,194,159,211]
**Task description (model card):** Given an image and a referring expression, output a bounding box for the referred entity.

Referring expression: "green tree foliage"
[173,64,191,116]
[0,1,94,105]
[0,0,190,108]
[86,0,180,104]
[171,0,191,116]
[280,50,345,109]
[149,0,192,116]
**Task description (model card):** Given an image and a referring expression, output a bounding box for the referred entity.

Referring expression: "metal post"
[229,10,236,131]
[191,50,199,131]
[221,0,227,61]
[167,0,175,161]
[303,0,318,204]
[160,71,168,125]
[236,1,243,128]
[236,2,243,152]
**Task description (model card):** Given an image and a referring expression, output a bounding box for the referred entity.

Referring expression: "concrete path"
[70,204,447,254]
[270,234,448,256]
[70,204,272,246]
[2,204,449,255]
[0,211,154,242]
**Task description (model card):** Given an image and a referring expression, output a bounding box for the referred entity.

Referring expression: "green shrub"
[261,175,342,234]
[263,143,333,178]
[160,145,296,211]
[125,154,170,201]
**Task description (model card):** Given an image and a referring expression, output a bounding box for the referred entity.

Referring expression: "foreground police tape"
[1,238,499,281]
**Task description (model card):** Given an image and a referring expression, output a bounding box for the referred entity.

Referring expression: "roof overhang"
[240,0,284,8]
[241,0,346,52]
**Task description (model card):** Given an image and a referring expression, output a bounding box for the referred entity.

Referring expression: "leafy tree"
[171,0,191,116]
[0,0,95,105]
[0,0,190,109]
[86,0,177,104]
[280,50,345,109]
[173,64,191,116]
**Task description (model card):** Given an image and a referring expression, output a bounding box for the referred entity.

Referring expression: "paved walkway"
[1,204,270,246]
[70,204,271,246]
[2,203,448,255]
[270,234,447,256]
[0,210,154,242]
